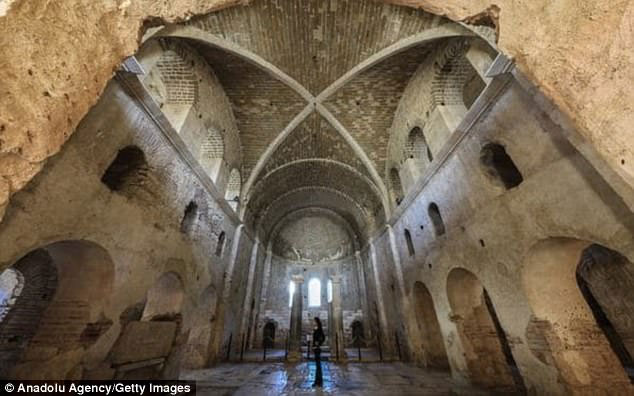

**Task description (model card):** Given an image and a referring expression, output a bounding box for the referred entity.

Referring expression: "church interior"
[1,0,633,394]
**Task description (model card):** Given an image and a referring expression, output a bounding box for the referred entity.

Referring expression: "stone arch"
[412,281,449,370]
[225,168,241,211]
[521,238,634,393]
[405,127,432,163]
[180,201,199,236]
[404,229,415,256]
[428,202,445,236]
[142,272,185,321]
[0,268,24,322]
[263,321,276,349]
[215,231,226,257]
[149,41,199,130]
[390,168,404,206]
[101,145,149,195]
[480,143,523,189]
[0,240,115,380]
[432,39,484,111]
[446,268,525,392]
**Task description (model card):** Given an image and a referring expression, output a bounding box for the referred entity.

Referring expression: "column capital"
[291,274,304,283]
[330,274,343,284]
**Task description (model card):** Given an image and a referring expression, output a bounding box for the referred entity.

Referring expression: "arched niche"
[390,168,404,206]
[225,168,241,212]
[447,268,525,392]
[412,281,449,370]
[521,238,633,393]
[142,272,185,321]
[0,240,115,380]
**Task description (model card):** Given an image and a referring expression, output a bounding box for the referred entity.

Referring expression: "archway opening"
[404,229,415,256]
[480,143,523,189]
[406,127,433,162]
[428,203,445,236]
[180,201,198,235]
[263,321,275,349]
[413,281,449,370]
[215,232,226,257]
[390,168,404,206]
[447,268,524,391]
[0,241,115,380]
[308,278,321,308]
[522,239,633,392]
[101,146,148,193]
[351,320,364,348]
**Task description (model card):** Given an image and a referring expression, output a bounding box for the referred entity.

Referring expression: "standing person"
[312,317,325,387]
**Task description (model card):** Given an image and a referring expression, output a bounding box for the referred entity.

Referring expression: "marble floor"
[180,362,494,395]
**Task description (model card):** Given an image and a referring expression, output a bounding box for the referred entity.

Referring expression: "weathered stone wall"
[377,78,634,393]
[0,79,252,379]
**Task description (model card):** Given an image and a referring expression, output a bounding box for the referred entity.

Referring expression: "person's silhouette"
[312,317,325,387]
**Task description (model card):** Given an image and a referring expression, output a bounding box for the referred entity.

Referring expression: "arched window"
[428,203,446,236]
[390,168,404,205]
[308,278,321,307]
[288,281,295,308]
[327,280,333,303]
[404,229,415,256]
[101,146,147,192]
[480,143,523,189]
[215,231,226,257]
[405,127,433,162]
[180,201,198,235]
[201,128,224,180]
[225,169,241,211]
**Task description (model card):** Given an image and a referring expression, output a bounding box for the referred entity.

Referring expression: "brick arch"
[0,240,115,380]
[521,238,634,393]
[155,49,198,106]
[431,39,478,109]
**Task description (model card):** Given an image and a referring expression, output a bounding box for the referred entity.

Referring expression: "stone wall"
[0,79,253,379]
[373,78,634,393]
[253,255,364,348]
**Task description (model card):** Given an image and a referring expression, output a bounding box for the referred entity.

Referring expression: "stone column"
[287,274,304,362]
[386,225,423,362]
[370,240,390,354]
[354,250,371,339]
[251,245,273,348]
[330,274,347,362]
[239,239,260,352]
[212,224,244,362]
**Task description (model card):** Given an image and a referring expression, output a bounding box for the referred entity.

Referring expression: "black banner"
[0,381,196,395]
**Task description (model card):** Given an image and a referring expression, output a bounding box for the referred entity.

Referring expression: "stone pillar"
[369,240,390,354]
[251,245,273,348]
[212,224,244,362]
[287,274,304,362]
[239,239,260,352]
[330,274,347,362]
[386,224,423,362]
[355,250,371,339]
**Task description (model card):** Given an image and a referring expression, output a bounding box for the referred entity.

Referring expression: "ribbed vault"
[137,0,495,247]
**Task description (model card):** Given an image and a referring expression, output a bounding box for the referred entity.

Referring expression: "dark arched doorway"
[351,320,364,348]
[263,321,275,349]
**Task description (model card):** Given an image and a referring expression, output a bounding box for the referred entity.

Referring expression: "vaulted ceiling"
[148,0,488,243]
